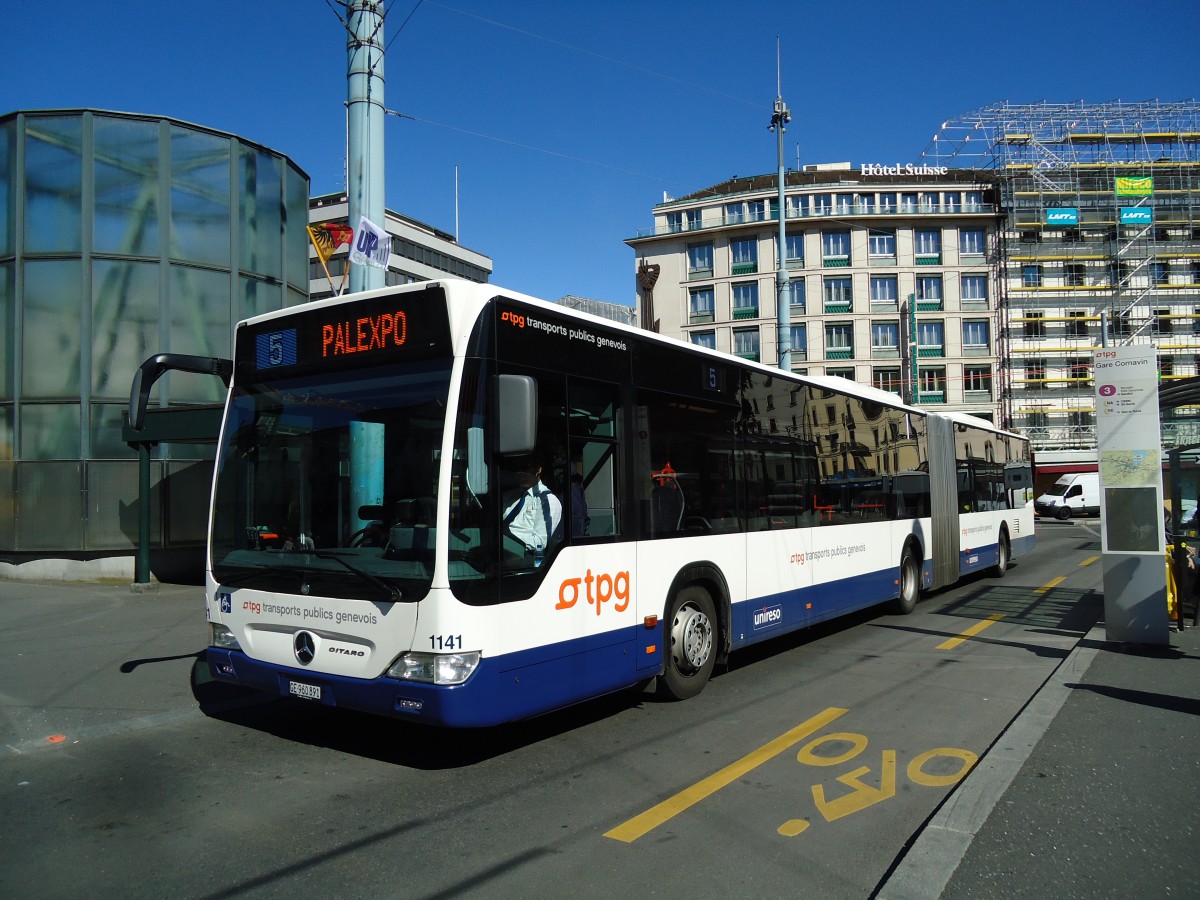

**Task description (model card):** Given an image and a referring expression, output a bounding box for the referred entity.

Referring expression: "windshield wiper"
[307,550,402,603]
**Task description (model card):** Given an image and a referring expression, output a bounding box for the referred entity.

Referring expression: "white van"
[1034,472,1099,520]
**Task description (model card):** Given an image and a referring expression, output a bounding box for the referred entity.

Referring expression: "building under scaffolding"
[922,100,1200,458]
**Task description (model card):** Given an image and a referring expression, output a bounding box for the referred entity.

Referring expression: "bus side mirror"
[497,374,537,456]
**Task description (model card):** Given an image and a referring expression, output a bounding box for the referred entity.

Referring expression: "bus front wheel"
[893,546,921,615]
[992,530,1010,577]
[658,586,717,701]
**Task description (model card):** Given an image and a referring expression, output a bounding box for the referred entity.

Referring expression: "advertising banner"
[1120,206,1153,225]
[1044,207,1078,226]
[1115,176,1153,197]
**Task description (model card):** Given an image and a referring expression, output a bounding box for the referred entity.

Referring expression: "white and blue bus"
[166,280,1032,727]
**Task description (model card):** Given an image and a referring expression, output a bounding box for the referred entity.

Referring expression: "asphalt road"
[0,522,1101,899]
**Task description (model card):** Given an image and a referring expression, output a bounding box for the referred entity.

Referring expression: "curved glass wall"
[0,110,310,555]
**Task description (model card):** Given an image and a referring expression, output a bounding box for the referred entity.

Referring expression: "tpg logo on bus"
[557,570,630,616]
[500,311,526,328]
[753,604,783,630]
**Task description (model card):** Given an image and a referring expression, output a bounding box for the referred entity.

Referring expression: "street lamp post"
[770,54,792,373]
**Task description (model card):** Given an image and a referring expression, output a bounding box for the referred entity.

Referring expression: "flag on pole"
[349,215,390,269]
[306,222,354,264]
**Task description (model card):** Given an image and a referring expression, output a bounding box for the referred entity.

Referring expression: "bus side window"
[567,378,620,540]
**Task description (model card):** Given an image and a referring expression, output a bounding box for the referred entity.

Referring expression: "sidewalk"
[881,620,1200,898]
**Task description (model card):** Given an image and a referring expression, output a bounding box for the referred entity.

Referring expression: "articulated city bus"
[149,280,1033,727]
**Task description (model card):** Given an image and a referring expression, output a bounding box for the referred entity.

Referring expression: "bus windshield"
[210,360,452,602]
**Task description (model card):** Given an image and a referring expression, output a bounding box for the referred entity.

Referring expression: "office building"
[924,100,1200,468]
[627,164,1003,420]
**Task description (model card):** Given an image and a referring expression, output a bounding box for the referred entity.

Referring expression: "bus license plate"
[289,681,321,701]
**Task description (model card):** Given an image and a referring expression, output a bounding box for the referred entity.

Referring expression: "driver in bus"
[502,463,563,558]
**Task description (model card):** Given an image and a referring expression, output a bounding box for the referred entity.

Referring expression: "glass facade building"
[0,110,309,557]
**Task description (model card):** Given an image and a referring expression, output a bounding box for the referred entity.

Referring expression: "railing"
[633,202,998,239]
[732,306,758,320]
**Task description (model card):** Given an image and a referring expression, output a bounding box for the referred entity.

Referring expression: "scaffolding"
[919,100,1200,450]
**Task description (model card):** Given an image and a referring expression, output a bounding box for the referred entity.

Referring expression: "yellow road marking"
[603,706,847,843]
[937,614,1005,650]
[1035,576,1067,593]
[1080,555,1099,567]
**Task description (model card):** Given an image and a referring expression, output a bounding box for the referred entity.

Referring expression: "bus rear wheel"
[992,530,1010,577]
[893,546,920,615]
[658,586,717,701]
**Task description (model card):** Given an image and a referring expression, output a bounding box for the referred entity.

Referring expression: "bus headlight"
[210,623,242,650]
[387,651,480,685]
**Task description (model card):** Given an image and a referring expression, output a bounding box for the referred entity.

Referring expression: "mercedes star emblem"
[294,630,316,665]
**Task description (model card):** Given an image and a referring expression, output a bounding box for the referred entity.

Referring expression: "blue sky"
[3,0,1198,306]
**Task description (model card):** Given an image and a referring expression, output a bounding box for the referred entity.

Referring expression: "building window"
[732,282,759,319]
[786,279,806,314]
[730,238,757,275]
[689,287,714,323]
[824,276,853,312]
[691,330,715,349]
[962,319,990,353]
[747,199,765,222]
[918,367,946,403]
[870,275,898,306]
[915,229,941,262]
[964,365,992,397]
[1161,355,1174,379]
[871,321,900,357]
[725,202,745,225]
[1026,410,1049,429]
[1025,358,1046,389]
[790,324,808,361]
[665,212,682,233]
[1065,263,1086,287]
[1154,308,1173,335]
[959,228,986,256]
[786,195,809,218]
[825,322,854,360]
[901,193,918,213]
[965,191,983,212]
[1024,311,1046,338]
[1111,310,1131,337]
[687,242,713,279]
[917,321,945,357]
[879,193,897,213]
[1069,358,1090,382]
[916,275,943,309]
[785,232,804,266]
[868,228,896,257]
[873,367,902,394]
[1153,262,1170,286]
[685,209,702,230]
[822,230,851,266]
[961,274,988,306]
[733,326,760,361]
[1022,264,1042,287]
[859,193,875,214]
[1067,310,1089,337]
[813,194,833,215]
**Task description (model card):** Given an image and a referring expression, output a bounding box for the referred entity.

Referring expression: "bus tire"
[893,544,921,615]
[1055,506,1071,521]
[657,585,717,701]
[992,529,1010,578]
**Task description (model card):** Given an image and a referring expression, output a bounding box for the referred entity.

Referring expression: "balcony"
[917,346,945,358]
[916,299,943,312]
[823,256,850,268]
[731,262,757,276]
[824,302,852,314]
[732,306,759,320]
[915,254,941,266]
[918,390,946,404]
[825,348,853,360]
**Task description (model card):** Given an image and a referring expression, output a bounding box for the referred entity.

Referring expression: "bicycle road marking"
[603,706,847,843]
